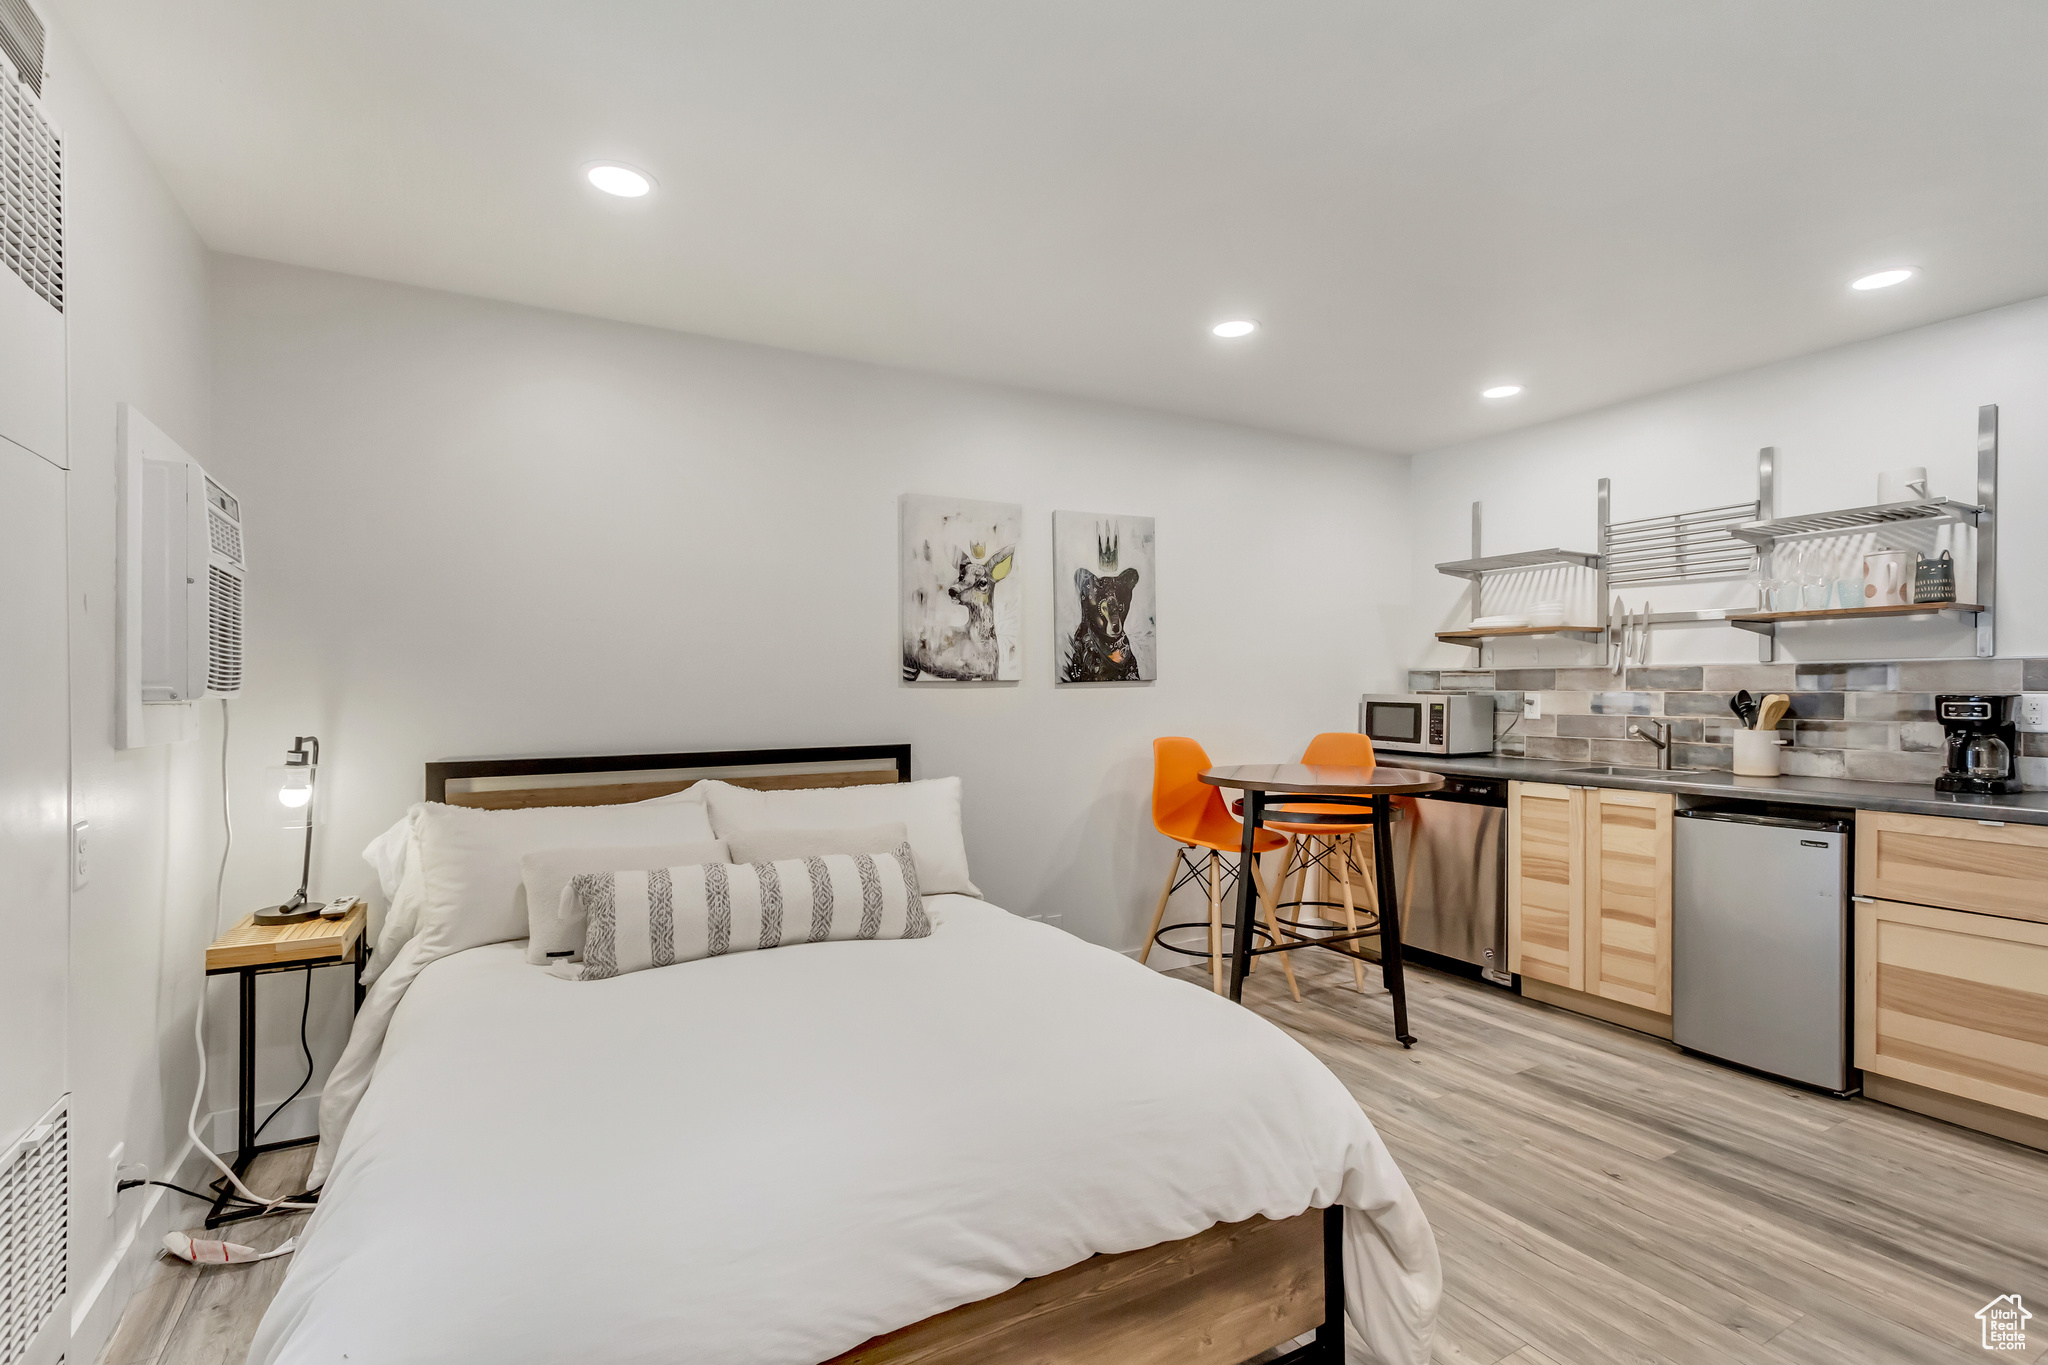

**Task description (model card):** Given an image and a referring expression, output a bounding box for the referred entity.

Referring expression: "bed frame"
[423,743,1345,1365]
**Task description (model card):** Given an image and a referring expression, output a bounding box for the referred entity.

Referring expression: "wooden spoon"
[1756,693,1791,732]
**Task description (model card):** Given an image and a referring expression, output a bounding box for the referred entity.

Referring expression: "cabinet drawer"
[1854,898,2048,1122]
[1854,811,2048,923]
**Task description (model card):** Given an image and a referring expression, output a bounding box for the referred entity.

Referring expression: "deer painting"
[900,496,1022,682]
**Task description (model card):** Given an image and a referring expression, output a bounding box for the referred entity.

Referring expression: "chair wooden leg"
[1333,840,1367,994]
[1207,853,1225,996]
[1256,852,1301,1002]
[1139,848,1180,968]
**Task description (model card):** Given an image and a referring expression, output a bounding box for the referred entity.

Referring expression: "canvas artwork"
[1054,510,1156,683]
[900,494,1022,682]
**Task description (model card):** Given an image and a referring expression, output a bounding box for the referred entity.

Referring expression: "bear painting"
[1053,511,1156,683]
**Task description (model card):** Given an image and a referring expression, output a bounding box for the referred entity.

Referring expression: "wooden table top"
[1199,763,1446,796]
[206,902,367,971]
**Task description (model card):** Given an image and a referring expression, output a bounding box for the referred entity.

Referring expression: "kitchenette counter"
[1395,752,2048,825]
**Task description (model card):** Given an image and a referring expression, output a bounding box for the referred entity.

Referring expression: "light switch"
[2019,694,2048,734]
[71,820,87,890]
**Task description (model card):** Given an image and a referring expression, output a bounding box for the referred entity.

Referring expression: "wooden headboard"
[424,744,912,810]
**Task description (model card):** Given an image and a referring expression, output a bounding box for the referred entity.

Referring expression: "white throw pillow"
[520,841,729,964]
[723,823,908,865]
[559,844,929,981]
[412,792,718,959]
[695,778,979,897]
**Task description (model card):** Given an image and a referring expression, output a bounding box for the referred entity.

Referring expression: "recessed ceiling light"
[586,163,654,198]
[1481,384,1523,399]
[1211,320,1257,338]
[1851,268,1914,291]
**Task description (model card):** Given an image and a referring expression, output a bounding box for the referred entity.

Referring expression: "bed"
[249,746,1439,1365]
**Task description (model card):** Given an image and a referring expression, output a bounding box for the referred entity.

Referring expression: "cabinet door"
[1855,811,2048,924]
[1585,789,1674,1014]
[1507,782,1583,990]
[1855,898,2048,1121]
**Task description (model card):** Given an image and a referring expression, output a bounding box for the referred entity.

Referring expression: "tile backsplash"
[1408,658,2048,787]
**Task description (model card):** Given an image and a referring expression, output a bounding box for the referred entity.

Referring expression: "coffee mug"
[1913,549,1956,605]
[1863,549,1914,607]
[1878,467,1930,504]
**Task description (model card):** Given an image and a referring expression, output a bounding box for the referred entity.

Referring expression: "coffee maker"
[1935,694,2023,794]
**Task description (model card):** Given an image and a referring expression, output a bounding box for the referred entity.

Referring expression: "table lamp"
[254,735,321,926]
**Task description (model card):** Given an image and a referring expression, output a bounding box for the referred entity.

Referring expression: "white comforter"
[251,898,1439,1365]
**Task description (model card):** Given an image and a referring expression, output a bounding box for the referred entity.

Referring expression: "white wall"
[204,254,1412,1111]
[50,14,220,1358]
[1408,294,2048,672]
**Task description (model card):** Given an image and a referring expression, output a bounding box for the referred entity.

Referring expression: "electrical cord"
[250,966,315,1146]
[185,699,317,1216]
[119,1177,276,1211]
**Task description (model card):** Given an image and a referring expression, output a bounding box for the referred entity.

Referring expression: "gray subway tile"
[1795,663,1898,692]
[1662,691,1739,718]
[1557,714,1631,739]
[1524,736,1591,761]
[1591,691,1658,715]
[1673,742,1732,770]
[1624,667,1704,691]
[2026,660,2048,690]
[1492,669,1557,691]
[1784,692,1846,720]
[1792,721,1895,751]
[2022,731,2048,759]
[1586,738,1665,766]
[1405,671,1440,692]
[1489,691,1524,716]
[1899,722,1947,753]
[1896,658,2025,693]
[1434,670,1497,693]
[1535,691,1593,715]
[1844,749,1945,785]
[1554,667,1623,689]
[1496,734,1527,757]
[1780,748,1847,778]
[1847,691,1937,722]
[1515,715,1558,738]
[1662,718,1704,743]
[1700,664,1798,692]
[2021,756,2048,788]
[1700,719,1742,744]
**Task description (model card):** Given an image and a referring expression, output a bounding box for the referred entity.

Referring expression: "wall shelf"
[1438,624,1606,646]
[1724,601,1984,636]
[1434,548,1600,580]
[1729,496,1985,548]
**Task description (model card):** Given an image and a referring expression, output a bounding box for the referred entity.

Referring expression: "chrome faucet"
[1630,718,1673,769]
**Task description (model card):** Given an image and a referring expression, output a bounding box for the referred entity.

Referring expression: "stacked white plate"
[1528,601,1568,628]
[1470,614,1530,630]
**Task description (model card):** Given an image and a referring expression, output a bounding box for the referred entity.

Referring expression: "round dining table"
[1200,763,1444,1046]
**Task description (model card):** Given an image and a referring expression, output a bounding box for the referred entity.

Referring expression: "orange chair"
[1265,732,1385,993]
[1141,738,1295,997]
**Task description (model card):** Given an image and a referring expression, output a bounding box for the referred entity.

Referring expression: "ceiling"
[53,0,2048,453]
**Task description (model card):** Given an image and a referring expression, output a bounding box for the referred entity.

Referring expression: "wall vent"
[0,1098,66,1365]
[207,564,243,694]
[0,39,60,313]
[0,0,43,98]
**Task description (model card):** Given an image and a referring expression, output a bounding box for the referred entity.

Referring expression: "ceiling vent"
[0,0,44,97]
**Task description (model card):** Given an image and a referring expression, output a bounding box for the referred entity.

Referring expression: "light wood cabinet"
[1507,782,1674,1014]
[1855,811,2048,924]
[1585,788,1675,1015]
[1855,897,2048,1123]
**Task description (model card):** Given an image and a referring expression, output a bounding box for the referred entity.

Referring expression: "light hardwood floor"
[102,957,2048,1364]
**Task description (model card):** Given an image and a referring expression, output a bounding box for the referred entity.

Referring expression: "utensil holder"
[1732,729,1783,777]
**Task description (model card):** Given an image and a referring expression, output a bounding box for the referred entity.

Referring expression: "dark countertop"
[1391,753,2048,826]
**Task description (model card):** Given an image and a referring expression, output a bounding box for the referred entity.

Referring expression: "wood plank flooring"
[102,958,2048,1365]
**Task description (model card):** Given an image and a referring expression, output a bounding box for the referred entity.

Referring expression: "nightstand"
[202,902,370,1226]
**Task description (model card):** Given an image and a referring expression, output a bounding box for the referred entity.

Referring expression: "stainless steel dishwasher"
[1397,774,1510,985]
[1672,805,1853,1093]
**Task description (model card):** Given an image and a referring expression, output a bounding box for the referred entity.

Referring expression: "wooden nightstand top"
[206,902,367,972]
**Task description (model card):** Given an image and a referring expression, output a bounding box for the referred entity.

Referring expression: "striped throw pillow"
[563,843,929,980]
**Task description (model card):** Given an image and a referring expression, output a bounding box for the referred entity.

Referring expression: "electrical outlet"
[71,820,88,890]
[106,1142,124,1218]
[1522,694,1541,720]
[2018,693,2048,733]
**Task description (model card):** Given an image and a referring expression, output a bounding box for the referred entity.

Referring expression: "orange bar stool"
[1265,732,1389,993]
[1140,737,1295,997]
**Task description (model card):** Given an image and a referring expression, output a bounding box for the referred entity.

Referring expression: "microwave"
[1359,693,1495,756]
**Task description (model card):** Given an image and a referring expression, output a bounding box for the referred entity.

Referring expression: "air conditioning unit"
[118,405,247,748]
[0,0,63,472]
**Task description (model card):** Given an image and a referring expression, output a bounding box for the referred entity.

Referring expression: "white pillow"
[695,777,978,898]
[412,791,718,959]
[361,805,425,986]
[520,840,729,964]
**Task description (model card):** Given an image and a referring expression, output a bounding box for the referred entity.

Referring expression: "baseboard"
[69,1135,214,1358]
[1863,1073,2048,1153]
[1520,979,1675,1040]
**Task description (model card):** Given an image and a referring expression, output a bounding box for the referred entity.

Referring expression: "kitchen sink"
[1554,765,1705,779]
